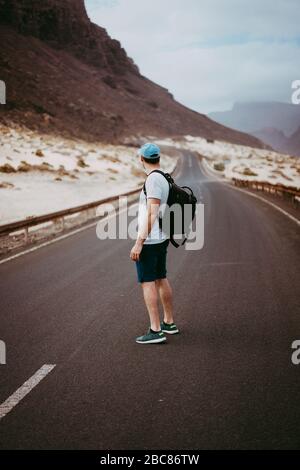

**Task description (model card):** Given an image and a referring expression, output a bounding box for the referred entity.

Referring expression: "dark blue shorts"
[135,240,169,283]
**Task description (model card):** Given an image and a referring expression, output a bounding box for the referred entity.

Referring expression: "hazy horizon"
[85,0,300,114]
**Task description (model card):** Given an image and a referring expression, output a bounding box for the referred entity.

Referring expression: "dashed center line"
[0,364,56,420]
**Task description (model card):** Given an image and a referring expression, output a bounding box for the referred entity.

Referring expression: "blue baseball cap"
[138,143,160,159]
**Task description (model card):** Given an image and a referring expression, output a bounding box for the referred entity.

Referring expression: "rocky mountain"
[251,126,300,156]
[251,128,290,154]
[209,102,300,136]
[209,101,300,155]
[286,126,300,156]
[0,0,265,147]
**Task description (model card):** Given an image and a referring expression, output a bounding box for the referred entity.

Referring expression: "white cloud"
[85,0,300,113]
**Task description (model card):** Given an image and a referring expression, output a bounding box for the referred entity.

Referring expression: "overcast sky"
[85,0,300,114]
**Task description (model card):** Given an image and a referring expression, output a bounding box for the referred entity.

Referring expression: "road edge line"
[227,184,300,226]
[199,159,300,227]
[0,203,138,266]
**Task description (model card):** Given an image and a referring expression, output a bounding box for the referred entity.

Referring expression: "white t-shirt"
[138,171,170,245]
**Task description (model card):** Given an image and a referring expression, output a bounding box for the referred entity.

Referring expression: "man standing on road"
[130,143,179,344]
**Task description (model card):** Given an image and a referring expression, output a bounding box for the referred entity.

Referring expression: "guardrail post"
[53,217,64,232]
[88,207,96,219]
[230,176,299,204]
[24,227,29,244]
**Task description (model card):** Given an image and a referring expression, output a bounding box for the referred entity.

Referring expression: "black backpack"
[143,170,197,248]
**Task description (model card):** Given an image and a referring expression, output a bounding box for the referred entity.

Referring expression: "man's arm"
[130,198,160,261]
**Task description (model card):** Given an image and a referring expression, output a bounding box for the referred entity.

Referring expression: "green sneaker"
[161,321,179,335]
[136,328,166,344]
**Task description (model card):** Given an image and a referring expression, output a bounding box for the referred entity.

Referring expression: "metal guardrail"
[0,159,179,253]
[0,186,141,243]
[232,178,300,204]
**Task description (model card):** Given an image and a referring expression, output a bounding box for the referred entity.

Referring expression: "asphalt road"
[0,152,299,450]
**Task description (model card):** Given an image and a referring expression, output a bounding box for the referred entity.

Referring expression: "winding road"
[0,152,299,449]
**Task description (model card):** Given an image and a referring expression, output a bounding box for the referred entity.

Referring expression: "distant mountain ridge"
[287,126,300,155]
[209,101,300,156]
[251,127,290,154]
[209,102,300,136]
[0,0,265,147]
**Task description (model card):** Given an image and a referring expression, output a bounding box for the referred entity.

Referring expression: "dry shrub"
[243,168,258,176]
[36,149,44,157]
[213,162,225,171]
[18,162,31,172]
[77,157,89,168]
[99,154,120,163]
[0,163,16,173]
[0,181,14,189]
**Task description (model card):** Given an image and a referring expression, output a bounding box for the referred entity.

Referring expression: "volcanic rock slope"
[0,0,265,147]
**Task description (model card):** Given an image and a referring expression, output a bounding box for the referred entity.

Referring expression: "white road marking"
[0,364,56,420]
[0,203,138,266]
[199,160,300,227]
[228,185,300,227]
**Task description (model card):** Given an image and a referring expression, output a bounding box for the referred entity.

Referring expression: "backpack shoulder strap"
[143,170,173,197]
[170,236,187,248]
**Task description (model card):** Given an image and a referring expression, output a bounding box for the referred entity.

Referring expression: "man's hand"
[130,240,143,261]
[130,198,159,261]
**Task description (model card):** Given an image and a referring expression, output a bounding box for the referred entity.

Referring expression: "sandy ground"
[1,125,299,225]
[0,124,176,224]
[157,136,300,189]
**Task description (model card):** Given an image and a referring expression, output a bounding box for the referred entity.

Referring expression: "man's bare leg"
[141,281,161,331]
[156,278,174,324]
